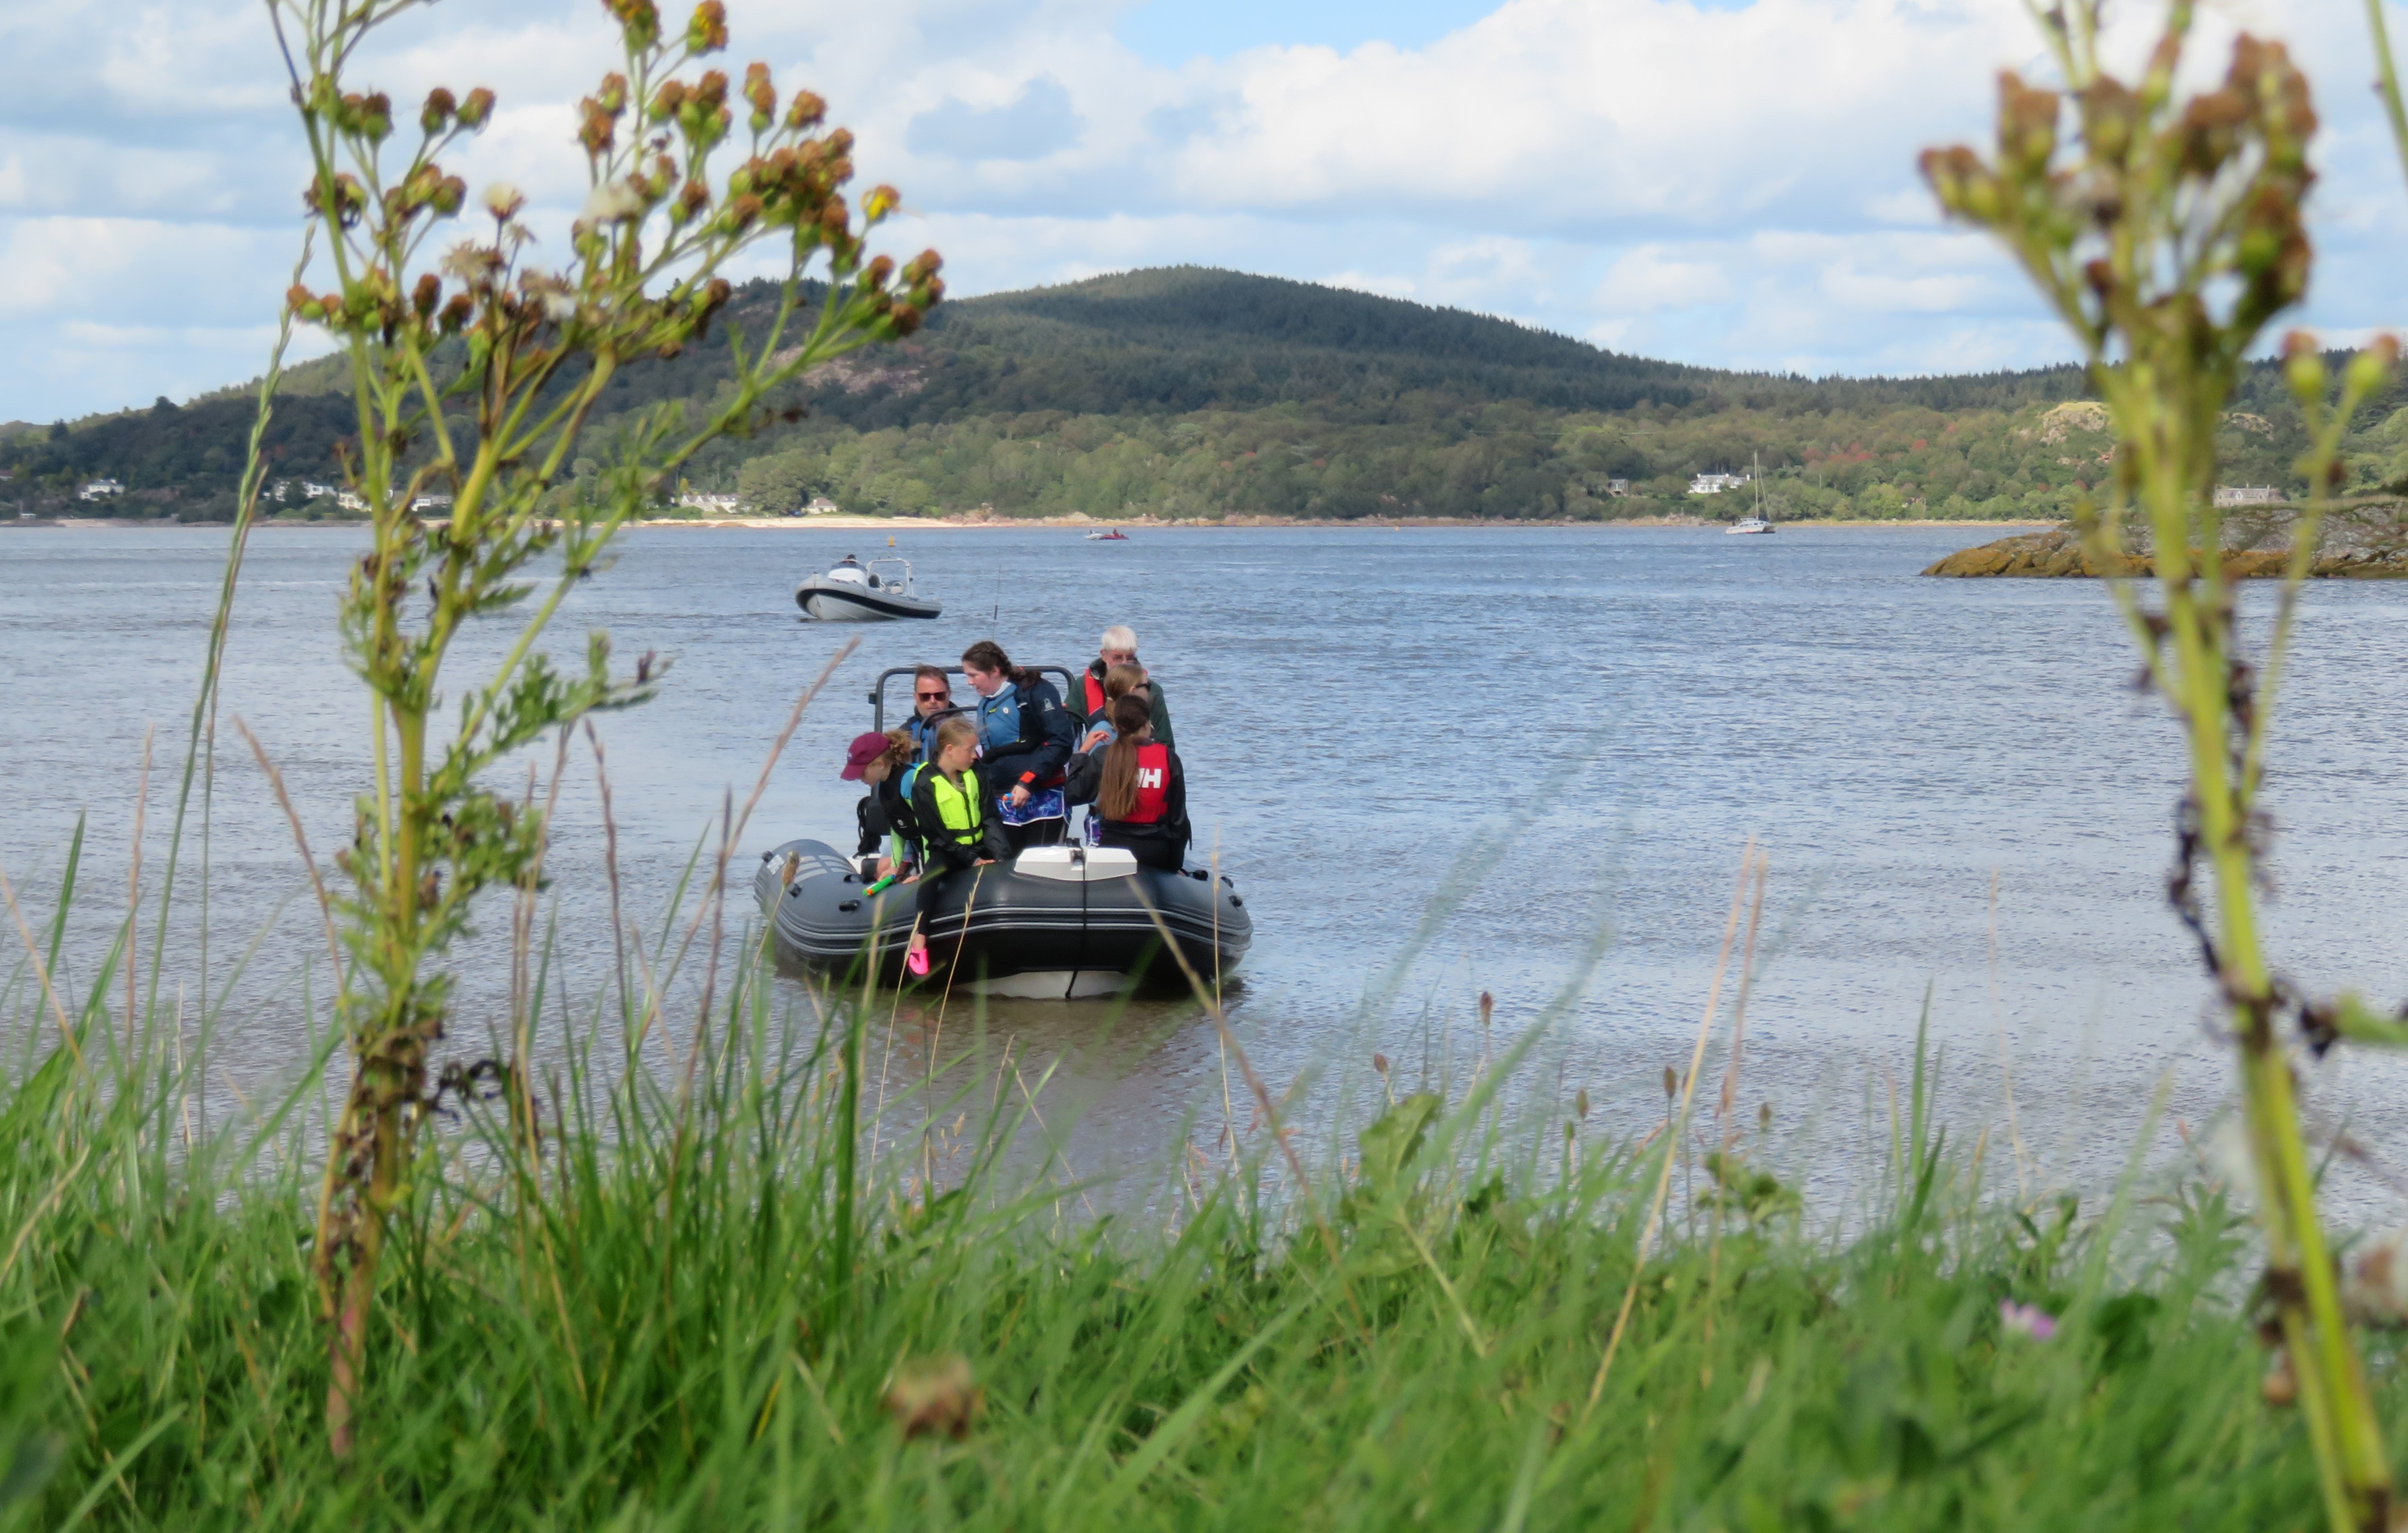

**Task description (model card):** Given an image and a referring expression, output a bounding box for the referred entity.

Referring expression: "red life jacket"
[1083,671,1107,718]
[1122,743,1173,825]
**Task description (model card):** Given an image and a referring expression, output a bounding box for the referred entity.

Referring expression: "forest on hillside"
[3,267,2394,523]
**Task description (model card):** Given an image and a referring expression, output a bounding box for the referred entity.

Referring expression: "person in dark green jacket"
[1081,624,1172,746]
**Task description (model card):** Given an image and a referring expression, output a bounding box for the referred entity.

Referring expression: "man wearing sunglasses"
[903,664,960,763]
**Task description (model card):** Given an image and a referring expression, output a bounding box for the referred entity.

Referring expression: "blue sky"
[0,0,2400,423]
[1118,0,1527,61]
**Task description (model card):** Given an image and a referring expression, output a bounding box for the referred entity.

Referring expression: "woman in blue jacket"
[960,639,1078,849]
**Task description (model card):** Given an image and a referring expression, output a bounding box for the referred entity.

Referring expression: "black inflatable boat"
[751,664,1252,998]
[751,838,1250,998]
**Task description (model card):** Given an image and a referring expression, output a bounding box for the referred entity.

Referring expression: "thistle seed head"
[1995,72,2059,173]
[605,0,661,49]
[743,62,775,127]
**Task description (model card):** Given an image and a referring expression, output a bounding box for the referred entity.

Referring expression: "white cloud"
[1598,246,1731,313]
[0,0,2402,419]
[1322,270,1418,299]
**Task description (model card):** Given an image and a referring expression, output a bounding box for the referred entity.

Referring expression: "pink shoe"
[905,946,930,978]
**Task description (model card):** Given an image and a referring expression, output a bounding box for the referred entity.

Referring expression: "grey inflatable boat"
[751,662,1251,999]
[752,839,1249,999]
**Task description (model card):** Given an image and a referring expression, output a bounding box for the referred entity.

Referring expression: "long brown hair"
[962,639,1035,689]
[1097,693,1154,820]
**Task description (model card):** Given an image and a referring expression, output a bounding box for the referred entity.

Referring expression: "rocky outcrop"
[1924,514,2408,579]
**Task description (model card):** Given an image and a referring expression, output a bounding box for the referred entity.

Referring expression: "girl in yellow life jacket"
[903,716,1009,977]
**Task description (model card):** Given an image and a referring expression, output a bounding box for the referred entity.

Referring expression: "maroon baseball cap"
[839,732,888,781]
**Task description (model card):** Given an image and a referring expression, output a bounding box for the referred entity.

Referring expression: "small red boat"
[1084,529,1129,541]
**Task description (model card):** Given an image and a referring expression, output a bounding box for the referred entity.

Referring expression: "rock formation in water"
[1923,506,2408,578]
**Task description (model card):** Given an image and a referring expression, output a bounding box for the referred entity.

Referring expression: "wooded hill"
[6,266,2397,523]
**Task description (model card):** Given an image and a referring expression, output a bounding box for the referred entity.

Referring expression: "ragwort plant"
[273,0,941,1454]
[1922,6,2400,1528]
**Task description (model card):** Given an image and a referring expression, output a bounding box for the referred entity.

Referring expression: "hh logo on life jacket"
[1137,767,1165,789]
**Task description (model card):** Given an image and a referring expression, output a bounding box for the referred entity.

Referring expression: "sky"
[0,0,2403,423]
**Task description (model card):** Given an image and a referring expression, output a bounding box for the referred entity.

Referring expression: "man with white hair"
[1082,623,1173,747]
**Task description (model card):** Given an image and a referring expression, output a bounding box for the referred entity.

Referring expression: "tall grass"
[2,0,2394,1520]
[0,842,2386,1530]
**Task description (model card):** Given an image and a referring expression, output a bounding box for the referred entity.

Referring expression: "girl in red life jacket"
[1064,663,1147,802]
[902,717,1009,978]
[1092,692,1190,872]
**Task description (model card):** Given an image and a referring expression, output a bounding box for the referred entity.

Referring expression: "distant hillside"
[4,266,2395,523]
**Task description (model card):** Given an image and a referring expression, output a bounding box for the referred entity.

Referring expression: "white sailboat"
[1726,452,1775,535]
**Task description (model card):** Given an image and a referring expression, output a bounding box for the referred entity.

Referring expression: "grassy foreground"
[0,906,2378,1533]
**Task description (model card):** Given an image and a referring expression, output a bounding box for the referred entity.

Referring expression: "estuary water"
[7,523,2408,1206]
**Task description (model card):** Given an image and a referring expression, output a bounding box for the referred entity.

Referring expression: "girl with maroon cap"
[841,729,920,879]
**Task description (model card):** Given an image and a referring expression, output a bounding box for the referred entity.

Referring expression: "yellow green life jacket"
[929,771,982,846]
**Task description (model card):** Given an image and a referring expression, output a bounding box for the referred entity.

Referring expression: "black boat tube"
[752,839,1249,999]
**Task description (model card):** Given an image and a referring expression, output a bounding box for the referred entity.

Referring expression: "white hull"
[796,557,940,620]
[798,582,942,620]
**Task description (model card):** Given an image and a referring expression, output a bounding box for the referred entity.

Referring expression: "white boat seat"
[1013,845,1139,882]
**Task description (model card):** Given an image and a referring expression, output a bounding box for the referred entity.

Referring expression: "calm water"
[7,523,2408,1204]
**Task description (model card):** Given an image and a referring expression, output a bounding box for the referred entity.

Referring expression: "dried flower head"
[743,61,776,128]
[884,1355,982,1441]
[482,182,527,221]
[606,0,660,49]
[580,179,648,225]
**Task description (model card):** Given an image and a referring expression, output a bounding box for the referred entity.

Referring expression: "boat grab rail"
[870,664,1079,732]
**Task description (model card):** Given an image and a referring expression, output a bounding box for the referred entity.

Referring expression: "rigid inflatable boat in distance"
[752,839,1250,1000]
[796,556,940,621]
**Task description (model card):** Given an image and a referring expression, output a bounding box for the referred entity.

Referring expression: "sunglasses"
[916,689,949,700]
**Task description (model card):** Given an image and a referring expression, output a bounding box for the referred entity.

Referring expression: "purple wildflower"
[2000,1300,2057,1340]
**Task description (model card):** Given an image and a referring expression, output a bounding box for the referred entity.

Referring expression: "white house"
[2213,485,2284,507]
[676,491,744,514]
[1603,478,1631,497]
[802,495,843,515]
[77,478,124,502]
[301,481,339,501]
[335,491,367,511]
[410,493,453,512]
[1689,472,1750,495]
